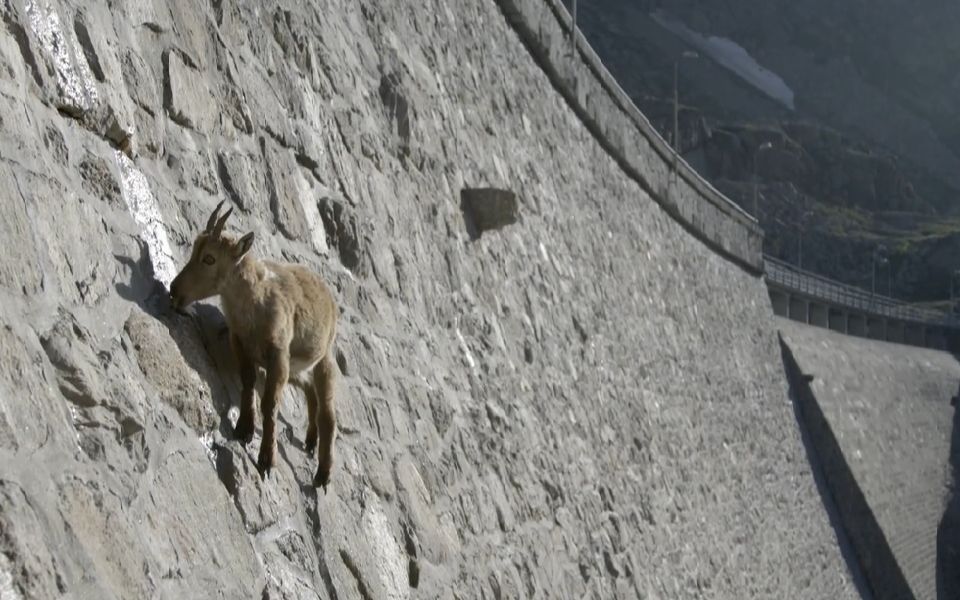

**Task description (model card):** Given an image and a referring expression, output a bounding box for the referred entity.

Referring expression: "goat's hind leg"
[304,383,319,454]
[257,345,289,479]
[311,354,337,490]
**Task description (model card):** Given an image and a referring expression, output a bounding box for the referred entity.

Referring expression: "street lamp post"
[879,256,888,297]
[753,141,773,218]
[951,269,960,307]
[571,0,577,55]
[872,245,887,300]
[797,209,812,270]
[673,51,700,177]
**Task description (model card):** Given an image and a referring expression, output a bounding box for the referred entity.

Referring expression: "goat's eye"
[202,254,216,266]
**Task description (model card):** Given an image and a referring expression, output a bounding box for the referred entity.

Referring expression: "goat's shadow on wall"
[114,240,239,442]
[113,240,314,464]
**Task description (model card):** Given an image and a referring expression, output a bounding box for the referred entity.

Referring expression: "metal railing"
[553,0,759,224]
[764,255,960,329]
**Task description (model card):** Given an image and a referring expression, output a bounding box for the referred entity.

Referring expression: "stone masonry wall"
[780,318,960,600]
[0,0,849,598]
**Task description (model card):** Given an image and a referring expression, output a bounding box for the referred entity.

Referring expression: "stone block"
[460,187,519,236]
[163,50,214,131]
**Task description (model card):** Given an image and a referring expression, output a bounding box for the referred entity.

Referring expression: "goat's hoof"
[232,422,254,445]
[313,466,330,490]
[256,454,274,480]
[305,434,317,455]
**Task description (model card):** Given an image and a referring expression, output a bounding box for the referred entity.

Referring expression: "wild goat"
[169,202,339,489]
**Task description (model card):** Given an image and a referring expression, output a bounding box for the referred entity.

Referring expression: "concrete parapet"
[496,0,764,274]
[766,281,956,349]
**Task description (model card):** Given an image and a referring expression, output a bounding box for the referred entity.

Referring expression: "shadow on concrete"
[459,192,482,241]
[114,239,238,441]
[779,334,899,600]
[937,390,960,600]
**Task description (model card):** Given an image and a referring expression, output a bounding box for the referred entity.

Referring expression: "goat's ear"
[234,232,255,259]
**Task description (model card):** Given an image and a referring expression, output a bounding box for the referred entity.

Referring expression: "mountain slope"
[575,0,960,301]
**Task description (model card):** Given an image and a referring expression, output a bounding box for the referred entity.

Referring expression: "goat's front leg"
[231,333,256,444]
[257,344,289,479]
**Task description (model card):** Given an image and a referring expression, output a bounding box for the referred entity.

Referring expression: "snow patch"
[455,328,477,372]
[115,151,177,286]
[652,11,795,110]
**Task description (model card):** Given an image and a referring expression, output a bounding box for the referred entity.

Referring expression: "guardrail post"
[571,0,577,55]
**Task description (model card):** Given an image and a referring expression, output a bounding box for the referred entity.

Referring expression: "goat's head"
[169,201,254,311]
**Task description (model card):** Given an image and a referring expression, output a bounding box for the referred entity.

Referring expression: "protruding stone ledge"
[460,187,519,238]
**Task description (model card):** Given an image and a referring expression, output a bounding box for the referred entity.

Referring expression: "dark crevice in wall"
[779,334,911,600]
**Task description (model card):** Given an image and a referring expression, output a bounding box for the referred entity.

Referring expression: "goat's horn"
[212,207,233,238]
[205,200,225,233]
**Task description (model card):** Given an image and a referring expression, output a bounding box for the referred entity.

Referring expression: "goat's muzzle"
[168,280,189,315]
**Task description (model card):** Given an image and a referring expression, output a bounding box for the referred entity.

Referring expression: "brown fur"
[169,202,338,488]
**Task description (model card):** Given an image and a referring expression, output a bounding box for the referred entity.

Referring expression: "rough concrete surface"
[779,318,960,600]
[0,0,857,598]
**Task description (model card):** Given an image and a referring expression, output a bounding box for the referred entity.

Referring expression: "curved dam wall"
[497,0,764,274]
[779,318,960,600]
[0,0,849,598]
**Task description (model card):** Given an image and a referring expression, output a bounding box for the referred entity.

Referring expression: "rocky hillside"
[701,121,960,299]
[575,0,960,302]
[576,0,960,183]
[0,0,857,598]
